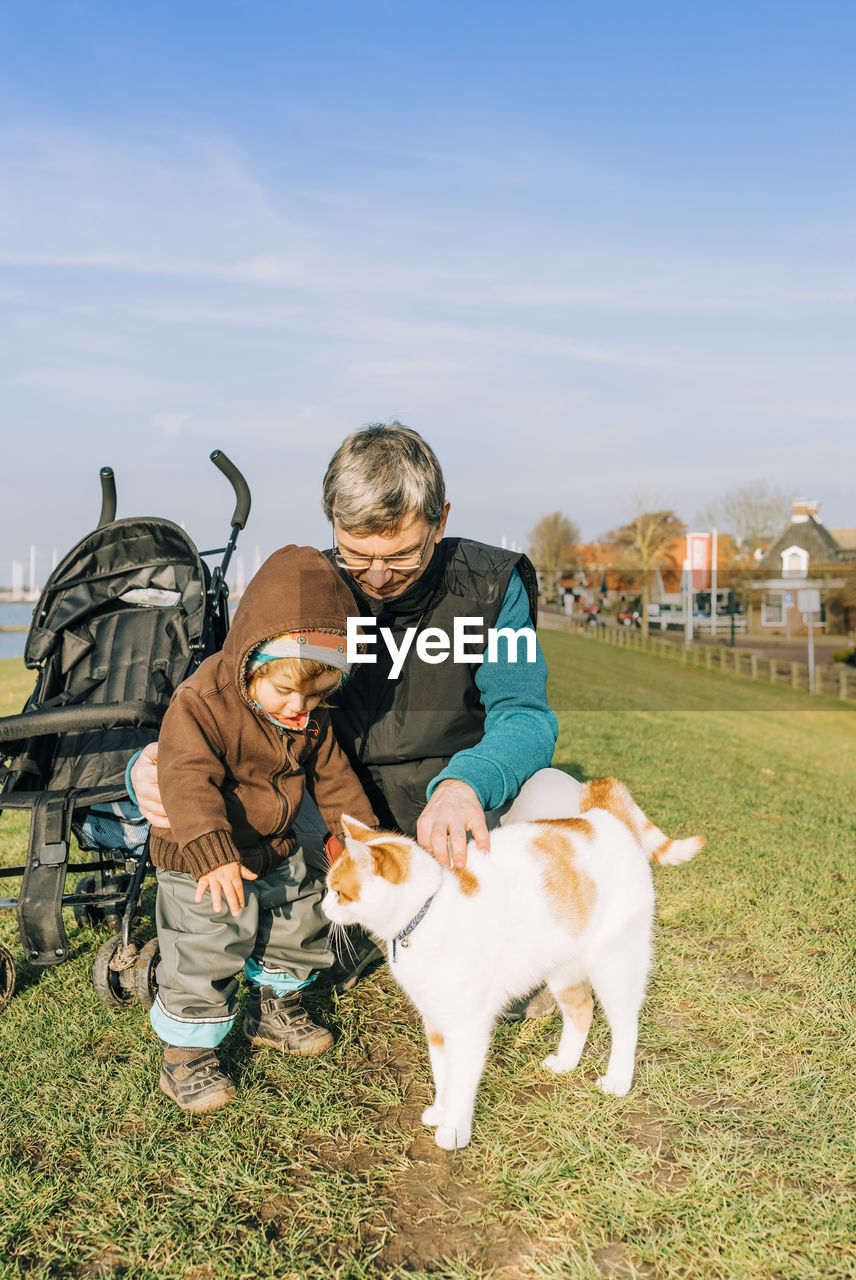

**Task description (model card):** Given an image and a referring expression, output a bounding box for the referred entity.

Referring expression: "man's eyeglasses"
[333,529,434,576]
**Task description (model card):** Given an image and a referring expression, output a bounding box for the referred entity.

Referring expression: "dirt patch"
[594,1240,657,1277]
[114,1121,149,1137]
[89,1031,134,1063]
[361,1079,536,1273]
[622,1111,678,1156]
[650,1161,689,1194]
[259,1118,537,1275]
[301,1141,380,1175]
[653,1013,697,1044]
[7,1136,82,1178]
[685,1092,751,1118]
[359,1099,429,1134]
[727,968,779,990]
[703,933,747,954]
[620,1107,690,1196]
[513,1080,559,1104]
[73,1245,127,1278]
[256,1047,538,1275]
[372,1141,534,1276]
[357,1040,423,1071]
[640,1014,727,1055]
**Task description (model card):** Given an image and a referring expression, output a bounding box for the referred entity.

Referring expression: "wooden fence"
[538,613,856,704]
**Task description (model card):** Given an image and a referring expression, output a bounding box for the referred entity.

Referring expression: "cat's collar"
[391,894,436,962]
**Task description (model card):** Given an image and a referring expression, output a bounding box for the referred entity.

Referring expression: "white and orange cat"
[323,778,703,1151]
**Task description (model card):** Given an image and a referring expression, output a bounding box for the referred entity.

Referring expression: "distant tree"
[697,481,792,559]
[826,574,856,638]
[603,510,686,637]
[528,512,581,601]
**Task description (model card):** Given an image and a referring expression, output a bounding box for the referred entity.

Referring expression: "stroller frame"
[0,451,251,1011]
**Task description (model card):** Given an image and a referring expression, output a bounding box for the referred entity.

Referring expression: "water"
[0,603,34,660]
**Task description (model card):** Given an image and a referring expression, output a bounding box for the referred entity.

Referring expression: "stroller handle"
[210,450,251,530]
[0,701,165,746]
[97,467,117,528]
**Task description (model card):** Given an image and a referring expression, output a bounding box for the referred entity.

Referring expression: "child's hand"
[195,862,259,917]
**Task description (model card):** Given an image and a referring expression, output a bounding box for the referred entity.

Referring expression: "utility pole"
[710,527,718,637]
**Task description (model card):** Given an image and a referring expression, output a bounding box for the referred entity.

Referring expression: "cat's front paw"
[435,1124,471,1151]
[542,1053,573,1074]
[421,1104,444,1127]
[596,1072,632,1097]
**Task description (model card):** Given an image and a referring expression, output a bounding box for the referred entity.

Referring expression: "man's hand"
[130,743,170,827]
[195,862,258,917]
[417,779,490,868]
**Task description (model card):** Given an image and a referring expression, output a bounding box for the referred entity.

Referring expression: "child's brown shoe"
[159,1045,236,1114]
[243,986,333,1055]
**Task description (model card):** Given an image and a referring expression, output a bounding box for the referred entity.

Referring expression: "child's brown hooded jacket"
[149,545,376,879]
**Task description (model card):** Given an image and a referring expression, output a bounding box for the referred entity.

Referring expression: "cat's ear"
[340,814,377,844]
[368,838,412,885]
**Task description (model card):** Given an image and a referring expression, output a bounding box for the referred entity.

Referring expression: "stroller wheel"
[73,876,99,928]
[74,872,132,931]
[101,872,132,933]
[0,944,15,1012]
[133,937,160,1010]
[92,934,138,1010]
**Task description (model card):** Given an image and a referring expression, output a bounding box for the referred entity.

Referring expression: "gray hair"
[322,422,446,533]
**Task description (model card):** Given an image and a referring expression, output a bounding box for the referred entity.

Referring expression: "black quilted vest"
[328,538,538,835]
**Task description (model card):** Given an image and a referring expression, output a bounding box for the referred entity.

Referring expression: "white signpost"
[710,527,718,636]
[797,587,821,692]
[684,533,712,647]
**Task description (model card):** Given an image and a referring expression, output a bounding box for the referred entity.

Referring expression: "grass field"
[1,642,855,1280]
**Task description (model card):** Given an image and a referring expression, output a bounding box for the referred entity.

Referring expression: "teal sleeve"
[125,749,144,805]
[426,569,558,810]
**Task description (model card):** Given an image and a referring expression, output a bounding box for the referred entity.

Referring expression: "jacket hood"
[222,544,358,694]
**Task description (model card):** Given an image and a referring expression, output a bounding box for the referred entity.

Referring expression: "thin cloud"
[2,124,853,323]
[130,302,305,328]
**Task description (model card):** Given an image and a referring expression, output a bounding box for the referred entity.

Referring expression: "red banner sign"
[687,532,711,591]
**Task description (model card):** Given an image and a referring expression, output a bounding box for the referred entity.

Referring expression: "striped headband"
[247,630,351,678]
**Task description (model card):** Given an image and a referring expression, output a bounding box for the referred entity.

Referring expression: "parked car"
[617,608,641,628]
[577,601,601,627]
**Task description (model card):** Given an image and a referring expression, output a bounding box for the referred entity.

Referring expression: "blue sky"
[2,0,854,587]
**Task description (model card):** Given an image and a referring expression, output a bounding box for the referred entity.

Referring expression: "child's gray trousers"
[150,833,333,1048]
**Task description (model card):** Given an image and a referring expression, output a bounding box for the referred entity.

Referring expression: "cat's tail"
[580,777,704,866]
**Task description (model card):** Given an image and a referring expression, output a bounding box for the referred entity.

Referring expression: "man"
[131,423,580,997]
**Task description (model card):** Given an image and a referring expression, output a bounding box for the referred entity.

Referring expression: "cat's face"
[322,816,413,931]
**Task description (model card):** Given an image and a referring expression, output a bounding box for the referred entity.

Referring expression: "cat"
[322,777,703,1150]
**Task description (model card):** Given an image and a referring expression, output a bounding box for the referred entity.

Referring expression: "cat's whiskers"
[328,919,359,966]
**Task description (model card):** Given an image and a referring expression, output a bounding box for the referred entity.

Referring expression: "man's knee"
[500,768,582,824]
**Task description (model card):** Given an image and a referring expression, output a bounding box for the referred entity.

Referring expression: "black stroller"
[0,451,251,1013]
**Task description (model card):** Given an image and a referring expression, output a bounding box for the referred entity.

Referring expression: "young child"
[147,544,377,1114]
